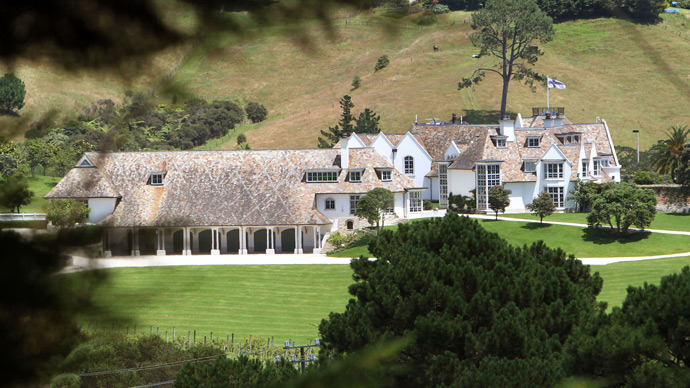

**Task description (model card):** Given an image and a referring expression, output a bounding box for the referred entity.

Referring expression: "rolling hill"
[2,6,689,150]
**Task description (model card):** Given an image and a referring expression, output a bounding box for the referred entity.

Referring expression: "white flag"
[548,78,566,89]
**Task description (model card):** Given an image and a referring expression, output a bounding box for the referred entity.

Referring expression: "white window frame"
[439,164,448,208]
[409,191,422,212]
[350,195,360,214]
[476,164,501,210]
[524,161,537,173]
[545,163,564,179]
[381,170,392,181]
[496,138,507,148]
[404,156,414,175]
[527,137,540,148]
[581,160,590,177]
[325,198,335,210]
[306,170,339,183]
[593,160,601,176]
[349,170,362,182]
[547,187,565,208]
[151,173,164,186]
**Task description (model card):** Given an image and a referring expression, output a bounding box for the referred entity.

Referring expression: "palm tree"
[650,125,690,183]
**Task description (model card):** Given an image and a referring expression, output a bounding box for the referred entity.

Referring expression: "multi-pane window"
[477,164,501,210]
[349,195,360,214]
[151,173,164,186]
[545,163,564,179]
[527,137,540,147]
[349,170,361,182]
[496,138,507,148]
[381,170,392,181]
[325,198,335,210]
[593,160,601,176]
[581,160,590,177]
[547,187,565,208]
[307,171,339,182]
[409,191,422,212]
[524,161,537,173]
[404,156,414,174]
[439,164,448,208]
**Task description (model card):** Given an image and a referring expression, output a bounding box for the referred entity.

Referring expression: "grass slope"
[2,7,689,150]
[74,265,353,344]
[501,212,690,233]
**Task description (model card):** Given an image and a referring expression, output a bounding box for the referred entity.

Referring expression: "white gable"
[371,133,395,164]
[76,154,95,168]
[540,145,571,165]
[445,141,460,160]
[515,113,523,129]
[347,133,366,148]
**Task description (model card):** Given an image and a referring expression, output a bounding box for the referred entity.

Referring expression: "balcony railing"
[532,107,565,116]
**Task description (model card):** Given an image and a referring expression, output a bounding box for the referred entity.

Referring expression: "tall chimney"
[499,116,515,141]
[452,113,457,124]
[340,134,349,169]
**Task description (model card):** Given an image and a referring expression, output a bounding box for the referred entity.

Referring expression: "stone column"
[183,228,191,256]
[103,228,112,258]
[248,228,255,253]
[157,228,166,256]
[294,226,303,254]
[239,227,248,255]
[192,229,199,254]
[275,228,282,252]
[266,227,275,254]
[313,226,322,254]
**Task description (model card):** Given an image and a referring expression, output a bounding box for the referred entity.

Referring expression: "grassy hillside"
[2,6,689,150]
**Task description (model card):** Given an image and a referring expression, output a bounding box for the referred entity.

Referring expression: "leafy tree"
[245,101,268,123]
[568,179,603,212]
[318,95,356,148]
[23,139,58,176]
[319,214,603,388]
[488,184,511,219]
[565,266,690,387]
[236,133,247,145]
[47,199,90,228]
[175,355,298,388]
[354,188,394,234]
[586,182,656,235]
[458,0,553,118]
[526,191,555,223]
[621,0,666,22]
[0,73,26,113]
[374,55,389,72]
[0,172,33,213]
[0,137,22,177]
[355,108,381,134]
[351,75,361,90]
[676,144,690,192]
[650,125,689,183]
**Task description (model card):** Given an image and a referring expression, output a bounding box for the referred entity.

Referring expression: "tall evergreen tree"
[318,95,356,148]
[355,108,381,134]
[0,73,26,113]
[320,214,602,388]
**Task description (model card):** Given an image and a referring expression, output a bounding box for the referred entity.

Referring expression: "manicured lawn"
[331,217,690,258]
[70,265,354,344]
[594,256,690,308]
[0,174,60,214]
[501,212,690,233]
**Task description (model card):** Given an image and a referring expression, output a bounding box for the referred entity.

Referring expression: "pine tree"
[317,95,356,148]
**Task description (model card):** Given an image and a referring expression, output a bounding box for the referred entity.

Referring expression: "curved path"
[60,215,690,272]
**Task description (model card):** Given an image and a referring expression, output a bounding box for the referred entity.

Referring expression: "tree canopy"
[586,182,656,235]
[488,184,511,219]
[526,191,556,223]
[0,172,33,213]
[318,96,382,148]
[319,214,603,388]
[354,188,394,234]
[47,199,90,228]
[0,73,26,113]
[650,125,690,183]
[458,0,553,118]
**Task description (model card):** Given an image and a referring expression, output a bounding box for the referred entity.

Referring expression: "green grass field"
[330,217,690,258]
[500,212,690,233]
[72,265,354,344]
[0,175,60,214]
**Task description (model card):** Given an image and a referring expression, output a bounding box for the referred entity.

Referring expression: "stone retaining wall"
[641,184,690,213]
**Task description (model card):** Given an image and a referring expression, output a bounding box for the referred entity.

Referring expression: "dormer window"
[349,170,362,182]
[380,169,392,181]
[306,170,339,182]
[527,137,540,148]
[151,173,165,186]
[495,137,507,148]
[524,160,537,173]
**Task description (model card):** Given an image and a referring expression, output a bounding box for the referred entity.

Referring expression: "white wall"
[88,198,117,223]
[448,170,475,197]
[394,135,432,194]
[315,192,406,221]
[371,136,395,163]
[505,182,537,212]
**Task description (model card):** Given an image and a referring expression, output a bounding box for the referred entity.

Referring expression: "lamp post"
[278,339,320,372]
[632,130,640,164]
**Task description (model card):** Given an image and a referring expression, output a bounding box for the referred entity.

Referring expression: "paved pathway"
[59,215,690,272]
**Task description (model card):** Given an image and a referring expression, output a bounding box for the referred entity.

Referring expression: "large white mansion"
[45,108,620,256]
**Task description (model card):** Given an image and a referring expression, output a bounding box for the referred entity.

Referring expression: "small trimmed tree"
[245,102,268,123]
[354,188,394,234]
[488,184,511,220]
[0,173,33,213]
[374,55,389,72]
[0,73,26,113]
[526,191,555,223]
[351,75,361,90]
[586,182,656,235]
[47,199,90,228]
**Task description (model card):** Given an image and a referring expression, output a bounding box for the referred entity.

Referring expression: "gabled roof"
[45,148,418,228]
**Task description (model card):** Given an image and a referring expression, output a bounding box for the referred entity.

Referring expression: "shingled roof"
[45,148,417,228]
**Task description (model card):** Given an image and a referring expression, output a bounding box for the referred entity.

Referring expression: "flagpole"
[546,75,550,110]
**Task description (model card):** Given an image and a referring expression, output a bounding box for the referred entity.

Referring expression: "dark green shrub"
[413,13,438,25]
[431,4,450,13]
[245,101,268,123]
[374,55,390,72]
